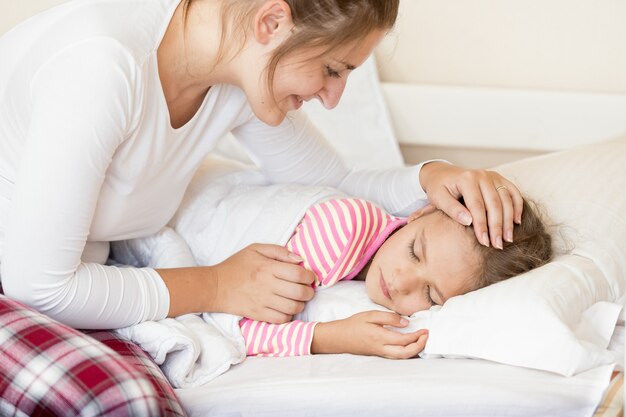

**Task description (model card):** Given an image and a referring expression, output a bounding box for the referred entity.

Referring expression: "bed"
[112,135,625,417]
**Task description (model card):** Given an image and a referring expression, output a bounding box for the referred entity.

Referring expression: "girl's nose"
[393,269,418,296]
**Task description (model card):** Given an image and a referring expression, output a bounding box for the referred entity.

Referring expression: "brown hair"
[267,0,399,93]
[183,0,399,97]
[471,198,553,290]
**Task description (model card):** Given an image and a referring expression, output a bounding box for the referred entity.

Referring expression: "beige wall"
[376,0,626,94]
[0,0,67,34]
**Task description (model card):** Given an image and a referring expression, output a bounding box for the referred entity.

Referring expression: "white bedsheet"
[176,356,616,417]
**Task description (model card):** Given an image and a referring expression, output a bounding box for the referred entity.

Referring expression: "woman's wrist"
[418,160,448,193]
[157,266,221,317]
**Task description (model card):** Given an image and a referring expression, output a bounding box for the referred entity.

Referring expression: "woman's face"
[248,29,386,126]
[365,210,481,316]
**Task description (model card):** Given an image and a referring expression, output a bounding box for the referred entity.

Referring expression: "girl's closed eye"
[325,65,341,78]
[424,285,436,306]
[407,239,419,261]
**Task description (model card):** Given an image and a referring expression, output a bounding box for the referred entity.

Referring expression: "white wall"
[374,1,626,166]
[376,0,626,94]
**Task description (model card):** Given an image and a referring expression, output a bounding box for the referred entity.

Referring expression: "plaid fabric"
[0,292,186,417]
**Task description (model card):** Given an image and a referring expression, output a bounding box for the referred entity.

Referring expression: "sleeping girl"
[240,197,552,359]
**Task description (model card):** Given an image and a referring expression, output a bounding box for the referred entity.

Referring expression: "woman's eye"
[325,65,341,78]
[407,239,419,261]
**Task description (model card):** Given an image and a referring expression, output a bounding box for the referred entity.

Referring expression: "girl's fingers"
[381,328,428,346]
[365,311,408,327]
[382,331,429,359]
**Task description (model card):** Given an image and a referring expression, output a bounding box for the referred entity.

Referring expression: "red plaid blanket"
[0,292,185,416]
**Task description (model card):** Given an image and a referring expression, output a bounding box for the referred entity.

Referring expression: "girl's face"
[365,210,481,316]
[248,29,386,126]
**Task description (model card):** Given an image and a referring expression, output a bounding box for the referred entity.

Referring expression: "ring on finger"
[495,185,508,192]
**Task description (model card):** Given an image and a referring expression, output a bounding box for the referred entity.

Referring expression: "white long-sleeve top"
[0,0,428,329]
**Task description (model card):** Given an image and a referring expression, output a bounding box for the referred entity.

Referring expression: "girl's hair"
[183,0,399,97]
[471,198,553,289]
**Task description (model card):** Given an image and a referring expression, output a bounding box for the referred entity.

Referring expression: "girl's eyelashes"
[424,285,436,306]
[407,239,419,261]
[325,65,341,78]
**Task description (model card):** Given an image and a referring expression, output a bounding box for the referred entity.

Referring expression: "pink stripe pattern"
[240,198,405,357]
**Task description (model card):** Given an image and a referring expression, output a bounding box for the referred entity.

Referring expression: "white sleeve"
[232,110,430,217]
[0,39,169,329]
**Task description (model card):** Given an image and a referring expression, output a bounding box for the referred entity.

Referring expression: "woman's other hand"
[312,311,428,359]
[212,243,316,323]
[419,162,523,249]
[159,243,315,323]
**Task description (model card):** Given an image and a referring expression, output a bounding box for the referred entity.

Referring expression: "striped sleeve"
[239,318,318,357]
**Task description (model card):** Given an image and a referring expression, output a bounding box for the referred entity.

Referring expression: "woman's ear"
[253,0,293,45]
[407,204,436,223]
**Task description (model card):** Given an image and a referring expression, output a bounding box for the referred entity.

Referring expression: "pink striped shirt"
[240,198,406,356]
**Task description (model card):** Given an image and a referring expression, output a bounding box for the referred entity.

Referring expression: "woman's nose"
[318,77,347,109]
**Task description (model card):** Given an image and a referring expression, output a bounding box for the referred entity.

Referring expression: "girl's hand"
[419,161,524,249]
[312,311,429,359]
[212,243,316,323]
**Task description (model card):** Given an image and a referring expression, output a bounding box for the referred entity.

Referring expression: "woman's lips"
[379,272,392,300]
[291,95,303,110]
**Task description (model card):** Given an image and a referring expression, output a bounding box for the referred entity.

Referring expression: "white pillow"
[300,137,626,376]
[213,56,405,170]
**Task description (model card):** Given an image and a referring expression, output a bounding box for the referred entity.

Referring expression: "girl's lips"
[379,272,392,300]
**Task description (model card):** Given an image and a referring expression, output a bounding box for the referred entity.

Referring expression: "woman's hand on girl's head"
[212,243,316,324]
[418,162,524,249]
[312,311,428,359]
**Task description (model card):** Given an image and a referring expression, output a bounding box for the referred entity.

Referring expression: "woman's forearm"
[156,266,220,317]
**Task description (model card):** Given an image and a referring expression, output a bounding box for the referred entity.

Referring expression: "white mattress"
[176,354,615,417]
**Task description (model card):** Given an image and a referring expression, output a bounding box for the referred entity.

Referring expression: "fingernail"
[288,253,303,262]
[515,216,522,225]
[481,232,490,247]
[400,318,409,326]
[496,236,503,250]
[459,212,472,226]
[505,230,513,243]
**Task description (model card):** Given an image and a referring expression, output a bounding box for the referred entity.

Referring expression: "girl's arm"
[240,317,318,356]
[312,311,428,359]
[241,312,427,358]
